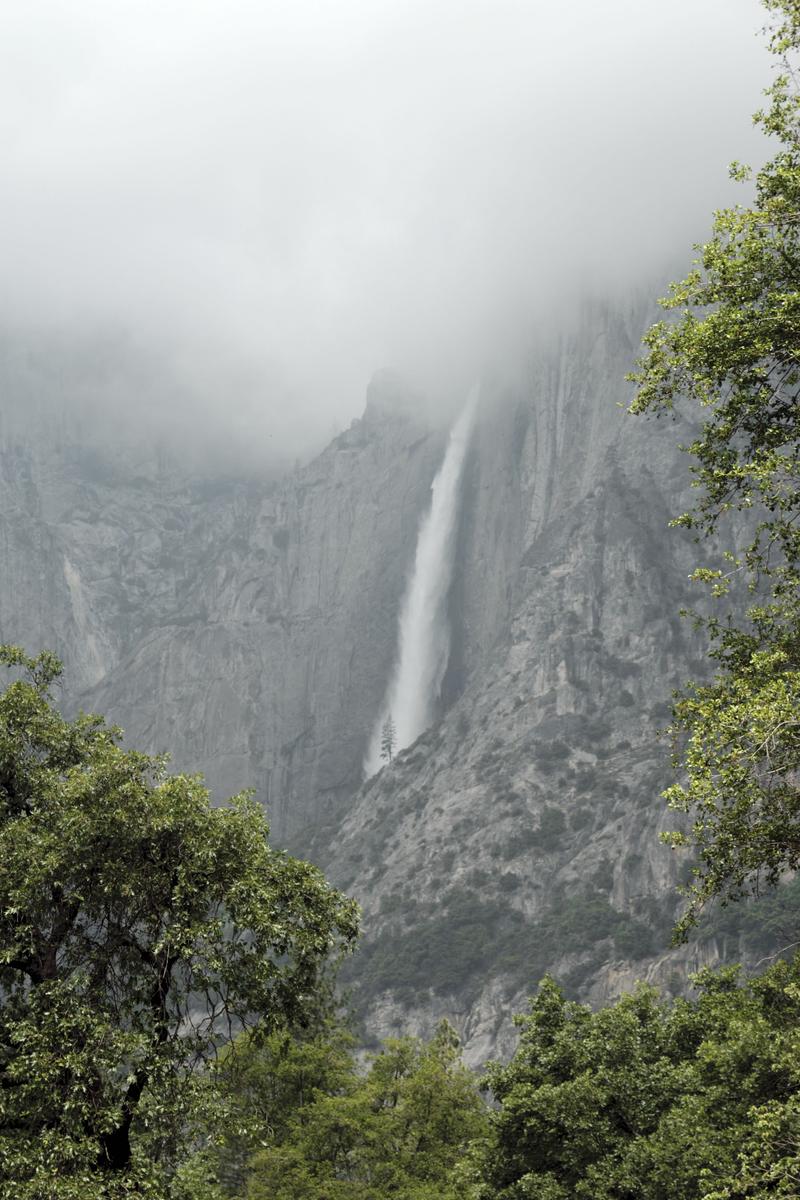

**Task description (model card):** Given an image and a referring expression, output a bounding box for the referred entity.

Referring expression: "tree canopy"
[0,646,358,1198]
[630,0,800,936]
[178,1018,488,1199]
[468,962,800,1199]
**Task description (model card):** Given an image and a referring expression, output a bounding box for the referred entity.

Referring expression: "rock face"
[313,304,729,1062]
[0,306,773,1062]
[0,359,444,838]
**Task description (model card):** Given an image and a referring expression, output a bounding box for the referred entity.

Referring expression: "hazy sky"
[0,0,772,463]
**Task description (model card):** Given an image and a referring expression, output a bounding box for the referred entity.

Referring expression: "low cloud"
[0,0,770,464]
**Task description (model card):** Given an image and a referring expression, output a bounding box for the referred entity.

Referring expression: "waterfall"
[365,385,479,776]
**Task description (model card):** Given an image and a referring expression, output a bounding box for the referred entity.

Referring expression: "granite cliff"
[0,304,779,1061]
[0,352,443,838]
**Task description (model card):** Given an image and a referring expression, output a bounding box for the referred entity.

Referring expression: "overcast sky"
[0,0,772,463]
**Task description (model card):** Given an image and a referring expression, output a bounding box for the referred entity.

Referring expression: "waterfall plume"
[365,385,479,775]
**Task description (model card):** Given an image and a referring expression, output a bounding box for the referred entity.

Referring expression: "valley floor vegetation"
[1,640,798,1199]
[3,0,800,1195]
[2,643,799,1199]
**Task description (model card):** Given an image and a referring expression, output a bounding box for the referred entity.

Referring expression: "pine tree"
[380,712,396,762]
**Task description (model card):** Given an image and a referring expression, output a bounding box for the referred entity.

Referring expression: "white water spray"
[365,385,479,776]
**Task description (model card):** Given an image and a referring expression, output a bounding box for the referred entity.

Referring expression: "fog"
[0,0,770,466]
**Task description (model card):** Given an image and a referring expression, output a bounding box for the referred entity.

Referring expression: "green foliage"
[533,740,570,773]
[538,804,567,850]
[178,1015,358,1196]
[0,646,358,1197]
[630,0,800,936]
[181,1019,488,1199]
[662,649,800,940]
[349,885,668,1009]
[471,958,800,1199]
[701,872,800,959]
[569,804,593,830]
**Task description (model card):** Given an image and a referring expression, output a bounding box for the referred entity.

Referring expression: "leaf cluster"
[0,646,358,1196]
[180,1019,488,1199]
[471,963,800,1199]
[629,0,800,933]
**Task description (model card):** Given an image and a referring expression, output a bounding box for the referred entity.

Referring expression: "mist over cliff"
[0,0,790,1066]
[2,292,785,1061]
[0,0,768,465]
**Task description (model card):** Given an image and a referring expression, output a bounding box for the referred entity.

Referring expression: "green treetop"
[468,963,800,1200]
[0,645,358,1199]
[181,1017,488,1199]
[630,0,800,937]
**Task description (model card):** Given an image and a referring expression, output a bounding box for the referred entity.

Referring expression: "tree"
[0,646,359,1198]
[469,963,800,1200]
[380,712,397,762]
[178,1005,358,1196]
[190,1018,488,1199]
[629,0,800,937]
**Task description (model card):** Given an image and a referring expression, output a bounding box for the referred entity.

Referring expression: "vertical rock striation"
[0,359,444,838]
[0,303,770,1060]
